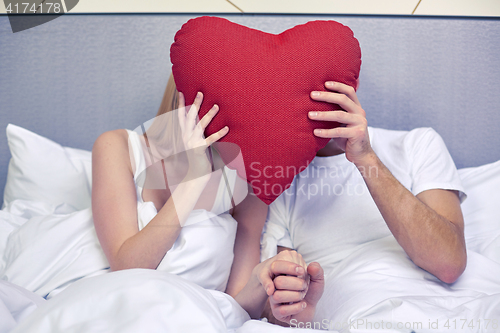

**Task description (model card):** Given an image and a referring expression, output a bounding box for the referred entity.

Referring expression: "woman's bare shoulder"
[93,129,128,147]
[92,129,133,174]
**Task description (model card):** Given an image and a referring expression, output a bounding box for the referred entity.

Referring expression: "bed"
[1,13,500,333]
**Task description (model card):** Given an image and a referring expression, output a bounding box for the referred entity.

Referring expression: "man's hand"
[269,261,324,325]
[309,81,374,166]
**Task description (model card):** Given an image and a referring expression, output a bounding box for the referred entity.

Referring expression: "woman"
[91,74,313,321]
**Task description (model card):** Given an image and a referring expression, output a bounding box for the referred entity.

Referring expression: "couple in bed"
[92,77,467,328]
[92,46,466,330]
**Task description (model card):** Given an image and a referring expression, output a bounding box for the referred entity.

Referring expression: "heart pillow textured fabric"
[171,16,361,204]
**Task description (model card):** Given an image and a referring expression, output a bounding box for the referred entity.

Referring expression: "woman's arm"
[224,186,308,319]
[226,191,313,320]
[92,129,183,270]
[92,92,228,271]
[225,189,269,318]
[225,186,268,297]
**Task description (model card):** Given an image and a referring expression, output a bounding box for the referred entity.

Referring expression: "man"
[263,79,467,326]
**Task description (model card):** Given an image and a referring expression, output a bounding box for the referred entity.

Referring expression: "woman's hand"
[177,91,229,181]
[255,250,308,297]
[309,81,375,166]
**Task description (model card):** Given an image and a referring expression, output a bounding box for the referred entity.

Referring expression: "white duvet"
[315,236,500,333]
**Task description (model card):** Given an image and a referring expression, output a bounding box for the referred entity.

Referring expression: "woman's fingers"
[194,103,228,146]
[324,81,360,106]
[271,260,306,279]
[270,299,306,322]
[178,91,229,155]
[198,104,219,130]
[186,92,203,129]
[205,126,229,146]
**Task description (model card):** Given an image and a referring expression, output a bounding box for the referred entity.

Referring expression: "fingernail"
[326,81,334,86]
[296,266,304,275]
[302,302,307,309]
[314,129,322,135]
[197,92,202,97]
[309,111,317,118]
[311,91,320,97]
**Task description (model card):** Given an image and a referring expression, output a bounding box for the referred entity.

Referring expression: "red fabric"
[171,16,361,205]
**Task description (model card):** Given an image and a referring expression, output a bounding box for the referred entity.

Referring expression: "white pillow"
[459,159,500,263]
[3,124,92,211]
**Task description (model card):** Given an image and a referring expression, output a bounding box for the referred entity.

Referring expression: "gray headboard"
[1,14,500,199]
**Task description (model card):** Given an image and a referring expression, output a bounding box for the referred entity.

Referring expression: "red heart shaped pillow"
[171,16,361,205]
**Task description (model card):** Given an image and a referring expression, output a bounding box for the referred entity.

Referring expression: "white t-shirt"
[261,127,466,272]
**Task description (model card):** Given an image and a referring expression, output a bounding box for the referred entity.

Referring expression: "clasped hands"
[255,250,324,325]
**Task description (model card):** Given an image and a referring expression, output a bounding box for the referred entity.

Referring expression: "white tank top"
[126,129,238,291]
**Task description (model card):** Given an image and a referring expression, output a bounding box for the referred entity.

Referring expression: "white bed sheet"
[0,279,45,333]
[10,269,249,333]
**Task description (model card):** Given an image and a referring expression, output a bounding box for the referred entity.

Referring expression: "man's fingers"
[271,290,306,304]
[310,90,359,114]
[303,262,325,306]
[310,90,365,117]
[308,262,325,283]
[313,125,368,139]
[270,260,305,279]
[274,275,308,291]
[271,301,307,322]
[308,110,358,125]
[324,81,360,106]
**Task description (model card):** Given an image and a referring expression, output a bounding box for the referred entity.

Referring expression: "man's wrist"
[353,150,379,176]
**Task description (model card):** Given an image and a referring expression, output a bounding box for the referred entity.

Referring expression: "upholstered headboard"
[1,14,499,199]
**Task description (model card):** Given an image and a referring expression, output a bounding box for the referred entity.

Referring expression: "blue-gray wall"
[1,14,500,199]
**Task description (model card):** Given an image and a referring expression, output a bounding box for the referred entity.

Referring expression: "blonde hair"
[157,73,179,117]
[142,73,183,160]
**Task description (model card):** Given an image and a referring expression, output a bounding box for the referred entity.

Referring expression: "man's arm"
[309,81,466,283]
[356,153,466,283]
